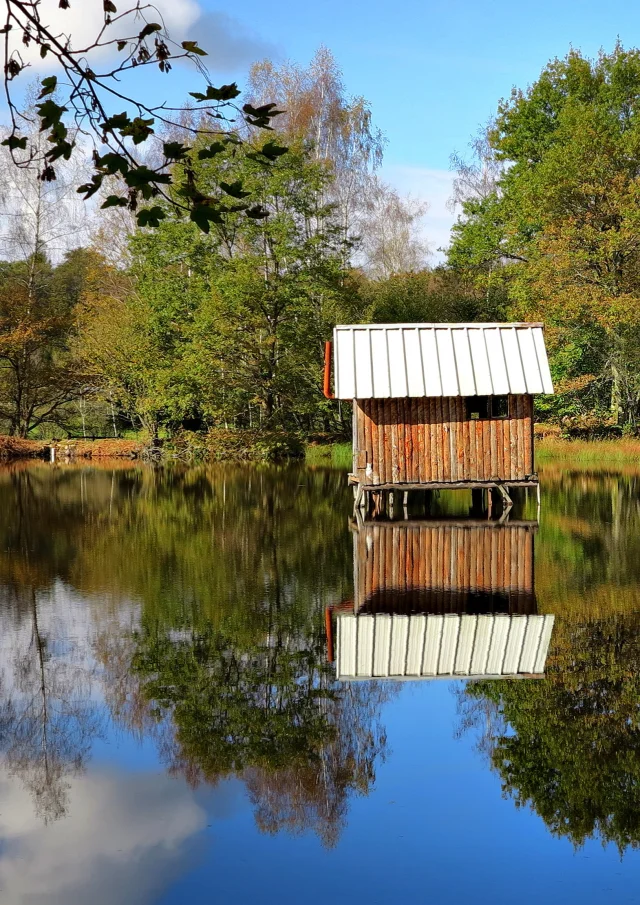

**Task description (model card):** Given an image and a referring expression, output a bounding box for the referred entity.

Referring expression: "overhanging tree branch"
[2,1,288,230]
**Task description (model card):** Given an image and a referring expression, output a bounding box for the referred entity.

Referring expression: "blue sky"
[19,0,640,256]
[177,0,640,254]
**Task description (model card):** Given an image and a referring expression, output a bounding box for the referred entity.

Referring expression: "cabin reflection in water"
[333,520,554,680]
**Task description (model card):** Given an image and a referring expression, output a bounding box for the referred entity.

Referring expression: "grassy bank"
[4,433,639,468]
[306,437,640,470]
[305,442,352,468]
[536,438,640,464]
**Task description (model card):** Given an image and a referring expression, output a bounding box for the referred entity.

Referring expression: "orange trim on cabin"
[323,341,334,399]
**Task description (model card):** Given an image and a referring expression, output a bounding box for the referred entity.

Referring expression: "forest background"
[2,42,639,454]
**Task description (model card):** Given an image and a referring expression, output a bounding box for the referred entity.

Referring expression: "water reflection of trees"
[117,622,391,847]
[0,589,103,823]
[459,611,640,852]
[0,464,391,841]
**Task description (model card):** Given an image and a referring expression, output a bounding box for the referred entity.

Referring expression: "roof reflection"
[332,519,554,680]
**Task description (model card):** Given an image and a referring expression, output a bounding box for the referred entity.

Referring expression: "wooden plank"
[404,398,412,483]
[423,397,431,483]
[500,416,508,482]
[390,398,399,483]
[465,408,474,480]
[363,400,373,483]
[516,395,525,480]
[483,419,492,483]
[490,414,498,479]
[380,400,389,484]
[437,398,445,482]
[379,401,387,484]
[417,397,425,484]
[509,396,518,481]
[441,399,450,481]
[370,399,379,485]
[523,394,533,474]
[475,417,483,481]
[356,401,365,476]
[397,398,406,484]
[429,399,437,483]
[407,399,420,481]
[456,399,465,481]
[448,398,457,482]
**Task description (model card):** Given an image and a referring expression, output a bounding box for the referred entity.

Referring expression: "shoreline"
[2,435,640,467]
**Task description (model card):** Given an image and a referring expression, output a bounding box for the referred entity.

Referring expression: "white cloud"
[10,1,274,72]
[382,164,458,264]
[0,767,207,905]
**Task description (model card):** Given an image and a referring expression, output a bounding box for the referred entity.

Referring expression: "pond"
[0,460,640,903]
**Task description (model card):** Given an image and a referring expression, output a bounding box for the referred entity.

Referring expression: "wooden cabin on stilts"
[324,322,554,517]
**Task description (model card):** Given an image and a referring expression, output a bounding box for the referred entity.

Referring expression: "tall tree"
[449,45,640,427]
[247,47,386,259]
[358,176,430,278]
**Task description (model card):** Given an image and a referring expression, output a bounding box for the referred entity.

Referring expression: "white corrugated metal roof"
[336,613,555,680]
[332,323,554,399]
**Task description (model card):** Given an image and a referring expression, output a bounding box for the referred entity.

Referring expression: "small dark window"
[491,395,509,419]
[466,396,489,420]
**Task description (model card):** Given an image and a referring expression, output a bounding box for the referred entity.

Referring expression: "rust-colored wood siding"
[353,395,534,484]
[353,522,536,616]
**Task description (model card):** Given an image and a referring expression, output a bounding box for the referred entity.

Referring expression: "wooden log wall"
[353,523,536,616]
[353,394,534,484]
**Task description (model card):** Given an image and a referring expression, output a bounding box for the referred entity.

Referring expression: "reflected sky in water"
[0,462,640,904]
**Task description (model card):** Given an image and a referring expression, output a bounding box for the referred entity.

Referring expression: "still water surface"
[0,461,639,903]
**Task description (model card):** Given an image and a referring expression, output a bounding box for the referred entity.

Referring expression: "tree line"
[3,43,640,440]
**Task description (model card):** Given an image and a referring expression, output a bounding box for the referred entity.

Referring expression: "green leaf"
[137,206,166,228]
[163,141,189,161]
[36,99,68,131]
[139,23,162,40]
[220,180,251,200]
[197,141,226,160]
[104,0,117,12]
[189,83,240,103]
[245,205,270,219]
[259,140,288,160]
[46,140,74,162]
[1,135,27,151]
[100,112,130,132]
[190,203,223,233]
[40,44,51,58]
[38,76,57,98]
[77,175,104,199]
[124,166,171,189]
[101,195,128,209]
[181,40,207,57]
[121,116,155,144]
[96,152,130,175]
[117,40,127,51]
[243,102,284,119]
